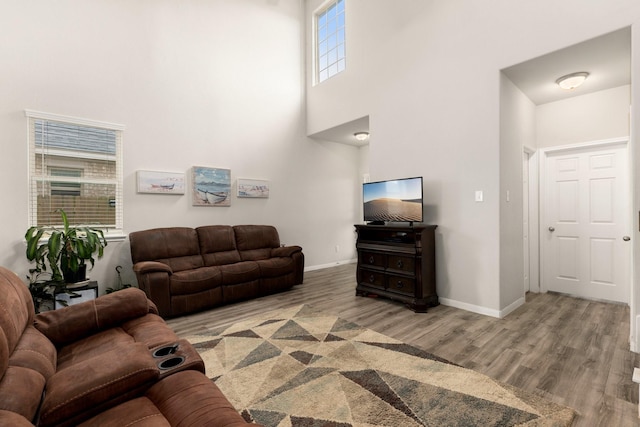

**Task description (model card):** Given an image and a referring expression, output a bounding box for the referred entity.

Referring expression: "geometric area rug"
[186,305,575,427]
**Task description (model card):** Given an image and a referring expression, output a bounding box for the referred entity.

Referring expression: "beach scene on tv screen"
[363,178,422,222]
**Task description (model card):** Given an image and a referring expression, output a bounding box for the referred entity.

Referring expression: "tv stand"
[354,224,438,312]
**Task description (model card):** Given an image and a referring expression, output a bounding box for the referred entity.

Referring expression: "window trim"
[25,109,125,238]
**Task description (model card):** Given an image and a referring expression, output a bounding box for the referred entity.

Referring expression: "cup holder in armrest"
[150,339,205,377]
[152,343,179,358]
[158,356,185,370]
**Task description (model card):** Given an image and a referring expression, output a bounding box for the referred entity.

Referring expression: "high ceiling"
[310,27,631,145]
[502,27,631,105]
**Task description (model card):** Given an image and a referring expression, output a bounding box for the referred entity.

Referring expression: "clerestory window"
[315,0,345,84]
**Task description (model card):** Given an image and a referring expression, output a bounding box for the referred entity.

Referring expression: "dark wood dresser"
[354,224,438,312]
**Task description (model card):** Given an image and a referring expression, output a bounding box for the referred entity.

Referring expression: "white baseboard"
[304,258,357,272]
[499,297,526,318]
[438,296,525,319]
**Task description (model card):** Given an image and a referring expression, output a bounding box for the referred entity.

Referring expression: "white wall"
[306,0,640,316]
[499,75,536,314]
[0,0,360,293]
[537,85,631,147]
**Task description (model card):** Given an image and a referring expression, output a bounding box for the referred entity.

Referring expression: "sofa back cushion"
[196,226,241,266]
[129,227,204,272]
[0,267,46,423]
[233,225,280,261]
[0,267,35,378]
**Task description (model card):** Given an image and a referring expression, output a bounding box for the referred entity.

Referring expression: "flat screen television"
[363,176,423,224]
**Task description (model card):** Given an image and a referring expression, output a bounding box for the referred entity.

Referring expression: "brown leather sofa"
[0,266,257,427]
[129,225,304,317]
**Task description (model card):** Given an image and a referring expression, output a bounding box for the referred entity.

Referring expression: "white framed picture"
[192,166,231,206]
[237,179,269,198]
[137,170,185,194]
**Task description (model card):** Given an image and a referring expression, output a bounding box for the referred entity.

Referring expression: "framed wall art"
[137,170,185,194]
[192,166,231,206]
[237,179,269,198]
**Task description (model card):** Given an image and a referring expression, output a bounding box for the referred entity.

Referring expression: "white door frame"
[523,146,540,293]
[539,136,631,297]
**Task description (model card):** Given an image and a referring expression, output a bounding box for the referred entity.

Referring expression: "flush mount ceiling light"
[354,132,369,141]
[555,72,589,90]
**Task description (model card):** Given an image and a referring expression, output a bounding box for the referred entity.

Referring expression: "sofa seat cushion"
[78,370,253,427]
[170,267,222,296]
[9,325,56,380]
[0,365,46,422]
[56,327,135,371]
[256,257,295,278]
[0,410,33,427]
[39,342,159,427]
[219,261,261,285]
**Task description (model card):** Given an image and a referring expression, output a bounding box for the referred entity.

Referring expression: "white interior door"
[542,140,630,303]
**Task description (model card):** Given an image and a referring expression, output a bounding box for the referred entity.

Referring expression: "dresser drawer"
[359,251,386,269]
[358,269,386,289]
[387,255,415,274]
[387,275,415,296]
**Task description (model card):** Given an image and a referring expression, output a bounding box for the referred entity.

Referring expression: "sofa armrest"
[133,261,173,275]
[34,288,153,346]
[38,343,159,427]
[271,245,302,258]
[132,263,173,317]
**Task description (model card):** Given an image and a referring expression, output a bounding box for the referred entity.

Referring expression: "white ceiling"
[502,27,631,105]
[309,27,631,145]
[308,115,370,146]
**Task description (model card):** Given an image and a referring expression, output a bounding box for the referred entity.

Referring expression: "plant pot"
[63,264,87,284]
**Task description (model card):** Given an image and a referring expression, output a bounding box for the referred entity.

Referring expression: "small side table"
[55,281,98,309]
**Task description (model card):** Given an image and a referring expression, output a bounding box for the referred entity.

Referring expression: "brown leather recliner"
[0,266,258,426]
[130,224,304,317]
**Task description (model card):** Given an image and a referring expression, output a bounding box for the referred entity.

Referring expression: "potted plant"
[25,269,68,313]
[25,209,108,285]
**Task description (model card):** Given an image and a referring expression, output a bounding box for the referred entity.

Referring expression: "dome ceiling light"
[354,132,369,141]
[555,72,589,90]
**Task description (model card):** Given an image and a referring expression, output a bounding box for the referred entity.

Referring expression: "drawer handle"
[396,280,404,289]
[369,275,375,283]
[369,256,375,264]
[397,260,403,268]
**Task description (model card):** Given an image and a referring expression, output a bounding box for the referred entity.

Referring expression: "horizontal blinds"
[27,113,123,231]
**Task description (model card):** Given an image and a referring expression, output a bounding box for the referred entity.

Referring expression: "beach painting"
[192,166,231,206]
[137,170,185,194]
[237,179,269,198]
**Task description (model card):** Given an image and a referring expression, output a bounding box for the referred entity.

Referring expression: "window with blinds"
[26,110,124,233]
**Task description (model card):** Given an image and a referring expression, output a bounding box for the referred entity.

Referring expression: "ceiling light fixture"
[555,72,589,90]
[354,132,369,141]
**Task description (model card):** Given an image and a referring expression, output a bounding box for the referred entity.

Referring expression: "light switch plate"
[475,190,483,202]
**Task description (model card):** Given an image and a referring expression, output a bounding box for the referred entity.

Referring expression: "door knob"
[548,227,555,232]
[623,236,631,241]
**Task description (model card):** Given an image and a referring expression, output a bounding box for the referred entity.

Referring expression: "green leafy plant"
[25,269,69,313]
[25,209,108,283]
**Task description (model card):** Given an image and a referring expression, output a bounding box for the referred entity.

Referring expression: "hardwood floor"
[167,263,640,426]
